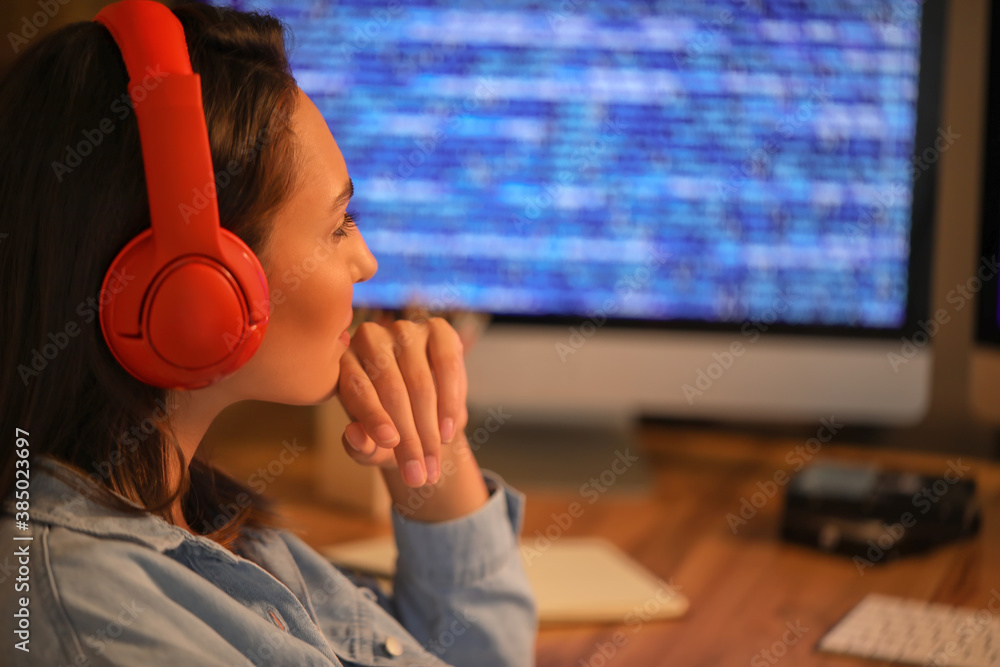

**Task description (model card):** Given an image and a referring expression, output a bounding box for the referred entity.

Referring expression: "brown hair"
[0,1,303,553]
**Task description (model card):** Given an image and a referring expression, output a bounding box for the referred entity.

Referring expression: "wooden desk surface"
[210,416,1000,667]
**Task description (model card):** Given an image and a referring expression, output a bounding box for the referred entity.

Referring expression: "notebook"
[320,535,689,625]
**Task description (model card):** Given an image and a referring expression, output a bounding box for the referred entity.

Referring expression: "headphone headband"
[94,0,220,258]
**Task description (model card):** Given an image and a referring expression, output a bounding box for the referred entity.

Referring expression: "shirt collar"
[5,455,223,555]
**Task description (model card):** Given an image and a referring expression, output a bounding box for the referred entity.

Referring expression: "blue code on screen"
[221,0,925,329]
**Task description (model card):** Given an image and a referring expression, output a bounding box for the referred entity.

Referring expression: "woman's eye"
[333,209,358,240]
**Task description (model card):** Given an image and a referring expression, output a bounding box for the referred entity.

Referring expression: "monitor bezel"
[975,0,1000,346]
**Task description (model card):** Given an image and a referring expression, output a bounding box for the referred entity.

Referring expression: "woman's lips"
[338,329,350,346]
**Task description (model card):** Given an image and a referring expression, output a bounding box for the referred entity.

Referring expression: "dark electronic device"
[780,460,981,564]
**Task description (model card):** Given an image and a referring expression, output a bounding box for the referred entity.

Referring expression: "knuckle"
[356,321,380,338]
[398,434,424,452]
[343,374,368,399]
[380,383,409,408]
[390,319,416,334]
[430,317,461,344]
[442,352,465,377]
[406,372,436,398]
[391,320,420,348]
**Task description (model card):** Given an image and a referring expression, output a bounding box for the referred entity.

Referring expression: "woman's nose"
[353,241,378,284]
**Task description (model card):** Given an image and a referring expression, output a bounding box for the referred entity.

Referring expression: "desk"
[524,426,1000,666]
[209,411,1000,667]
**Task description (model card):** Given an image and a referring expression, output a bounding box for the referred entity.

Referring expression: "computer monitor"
[972,0,1000,424]
[219,0,945,431]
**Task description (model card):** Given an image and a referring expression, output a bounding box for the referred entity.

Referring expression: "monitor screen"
[220,0,941,337]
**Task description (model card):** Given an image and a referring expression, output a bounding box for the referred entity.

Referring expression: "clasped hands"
[334,317,470,488]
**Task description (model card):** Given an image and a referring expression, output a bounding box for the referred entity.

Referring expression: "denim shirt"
[0,456,537,667]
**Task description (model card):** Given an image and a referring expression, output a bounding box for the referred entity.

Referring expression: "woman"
[0,2,537,665]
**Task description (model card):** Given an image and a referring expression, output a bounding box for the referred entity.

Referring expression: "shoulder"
[6,514,197,595]
[0,519,246,666]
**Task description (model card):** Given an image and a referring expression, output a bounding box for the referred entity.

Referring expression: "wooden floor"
[205,403,1000,667]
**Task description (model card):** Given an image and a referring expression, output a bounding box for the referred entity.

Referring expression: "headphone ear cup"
[99,227,270,389]
[144,257,253,369]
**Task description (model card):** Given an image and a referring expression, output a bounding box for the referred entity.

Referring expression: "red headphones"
[92,0,270,390]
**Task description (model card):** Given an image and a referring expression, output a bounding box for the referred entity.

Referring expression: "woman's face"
[223,88,378,405]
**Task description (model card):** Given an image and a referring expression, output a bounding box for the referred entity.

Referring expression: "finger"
[337,349,402,450]
[426,317,468,445]
[341,423,395,466]
[393,321,443,483]
[342,421,377,458]
[355,324,428,487]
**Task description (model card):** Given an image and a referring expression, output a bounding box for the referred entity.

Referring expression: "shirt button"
[383,636,403,657]
[360,587,377,602]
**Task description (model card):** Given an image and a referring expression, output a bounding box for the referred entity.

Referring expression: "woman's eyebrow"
[330,178,354,214]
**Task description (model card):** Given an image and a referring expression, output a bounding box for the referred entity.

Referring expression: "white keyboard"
[818,593,1000,666]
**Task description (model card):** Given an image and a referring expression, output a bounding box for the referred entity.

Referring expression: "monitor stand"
[464,405,653,495]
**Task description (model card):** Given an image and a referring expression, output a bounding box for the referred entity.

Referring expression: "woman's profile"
[0,1,538,665]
